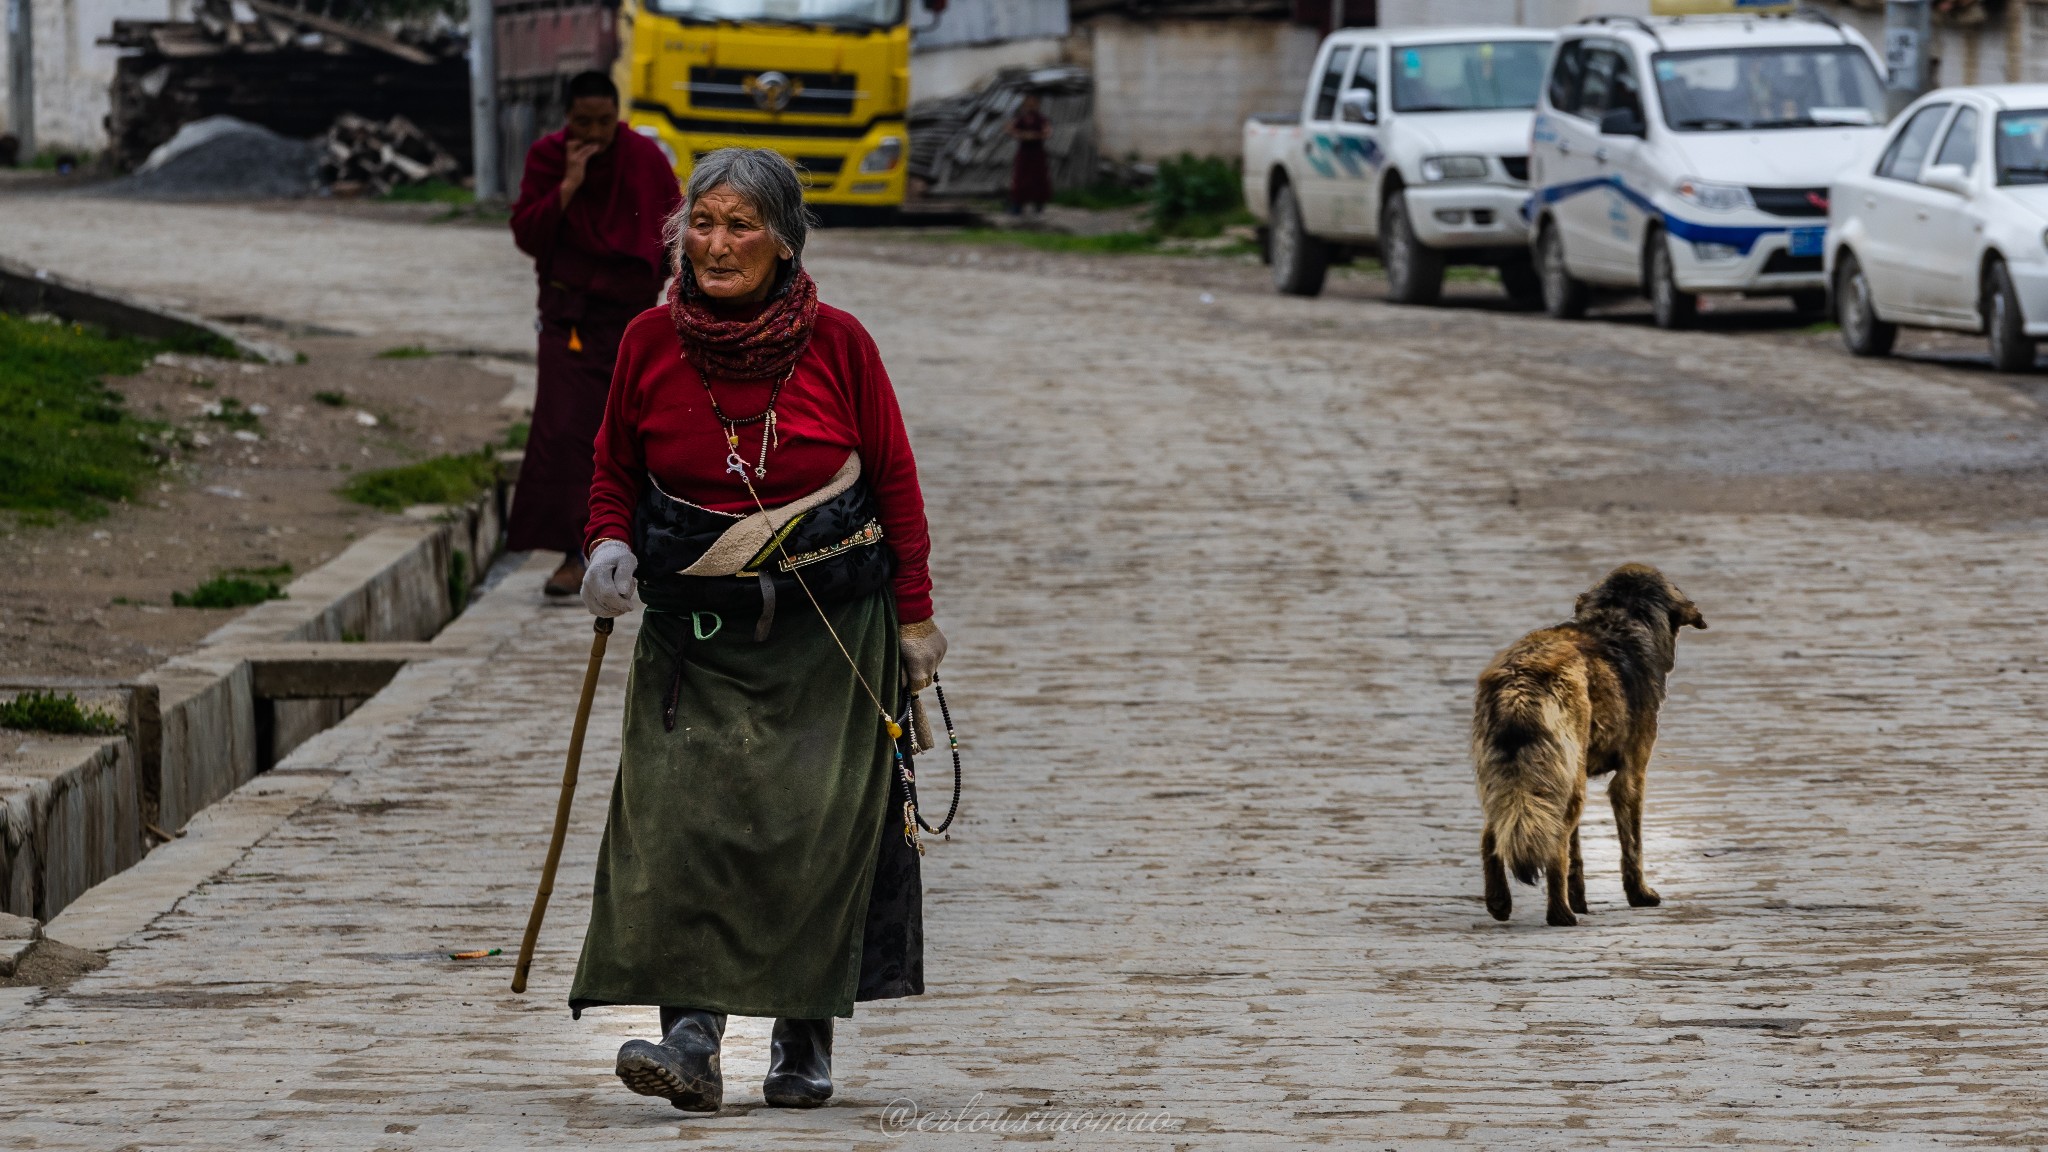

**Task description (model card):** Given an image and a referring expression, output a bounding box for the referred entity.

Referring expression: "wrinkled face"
[565,96,619,151]
[682,184,792,303]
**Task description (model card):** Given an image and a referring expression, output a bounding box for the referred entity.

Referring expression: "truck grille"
[687,67,859,116]
[1749,186,1830,217]
[1499,155,1529,182]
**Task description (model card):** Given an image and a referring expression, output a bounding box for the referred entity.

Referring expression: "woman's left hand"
[900,618,948,693]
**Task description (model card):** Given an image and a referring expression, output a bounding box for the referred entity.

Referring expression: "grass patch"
[0,313,166,521]
[1054,181,1151,210]
[172,563,291,608]
[339,449,500,512]
[380,179,473,205]
[0,690,123,735]
[504,420,529,450]
[312,390,348,407]
[376,344,434,360]
[201,396,261,430]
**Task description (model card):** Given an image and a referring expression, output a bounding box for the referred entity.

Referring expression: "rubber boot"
[763,1017,833,1108]
[615,1008,726,1112]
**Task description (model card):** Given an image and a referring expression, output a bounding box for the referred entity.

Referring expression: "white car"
[1243,27,1557,305]
[1828,85,2048,372]
[1527,13,1889,327]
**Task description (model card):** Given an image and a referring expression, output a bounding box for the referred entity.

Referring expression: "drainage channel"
[0,484,510,928]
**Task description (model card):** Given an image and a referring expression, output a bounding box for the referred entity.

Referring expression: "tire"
[1538,220,1589,320]
[1499,256,1544,310]
[1985,259,2038,373]
[1381,190,1445,306]
[1647,230,1697,330]
[1791,289,1828,318]
[1835,252,1896,358]
[1270,183,1329,298]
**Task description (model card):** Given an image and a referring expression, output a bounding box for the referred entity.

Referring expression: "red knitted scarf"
[667,267,820,381]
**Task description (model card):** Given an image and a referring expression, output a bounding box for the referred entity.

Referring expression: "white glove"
[581,539,638,617]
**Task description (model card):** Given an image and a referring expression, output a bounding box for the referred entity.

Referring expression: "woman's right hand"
[581,539,639,617]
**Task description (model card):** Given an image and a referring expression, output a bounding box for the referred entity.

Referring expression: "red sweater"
[586,303,934,622]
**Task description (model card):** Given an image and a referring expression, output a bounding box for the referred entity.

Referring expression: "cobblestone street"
[5,204,2048,1147]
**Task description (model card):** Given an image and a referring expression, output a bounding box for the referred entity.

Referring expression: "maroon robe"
[507,127,681,556]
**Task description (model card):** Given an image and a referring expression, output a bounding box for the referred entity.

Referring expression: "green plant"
[0,313,166,520]
[338,449,500,511]
[0,690,122,735]
[172,564,292,608]
[447,549,471,608]
[1152,154,1249,238]
[1053,181,1151,210]
[202,397,261,430]
[377,344,434,360]
[503,421,530,450]
[313,390,348,407]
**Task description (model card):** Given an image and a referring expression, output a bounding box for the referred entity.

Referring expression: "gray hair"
[663,147,813,271]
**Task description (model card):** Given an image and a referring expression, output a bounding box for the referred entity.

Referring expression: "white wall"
[911,36,1067,102]
[1085,16,1321,161]
[912,0,1067,50]
[4,0,188,151]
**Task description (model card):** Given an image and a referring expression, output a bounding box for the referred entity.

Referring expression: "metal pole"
[467,0,502,200]
[1331,0,1344,32]
[2008,0,2026,85]
[1883,0,1933,120]
[5,0,32,160]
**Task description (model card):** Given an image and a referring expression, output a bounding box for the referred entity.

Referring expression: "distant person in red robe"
[509,70,682,596]
[1006,93,1053,215]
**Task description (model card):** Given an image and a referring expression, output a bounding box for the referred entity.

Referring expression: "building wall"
[1084,16,1321,161]
[5,0,186,151]
[911,0,1068,51]
[911,35,1067,102]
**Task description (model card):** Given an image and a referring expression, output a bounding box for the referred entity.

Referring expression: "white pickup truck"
[1243,26,1556,305]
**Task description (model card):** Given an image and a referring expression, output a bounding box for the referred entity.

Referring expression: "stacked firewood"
[319,114,462,195]
[908,67,1095,199]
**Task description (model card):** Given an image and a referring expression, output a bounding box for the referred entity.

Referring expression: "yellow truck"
[625,1,936,209]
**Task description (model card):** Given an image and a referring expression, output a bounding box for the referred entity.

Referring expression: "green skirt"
[569,589,919,1020]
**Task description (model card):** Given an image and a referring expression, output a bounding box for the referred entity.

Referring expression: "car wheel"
[1648,230,1696,331]
[1985,260,2038,373]
[1270,183,1328,298]
[1538,221,1589,320]
[1836,252,1896,358]
[1381,191,1445,306]
[1499,256,1544,311]
[1791,289,1828,318]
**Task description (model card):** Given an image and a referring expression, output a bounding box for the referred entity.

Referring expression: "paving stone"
[2,207,2046,1147]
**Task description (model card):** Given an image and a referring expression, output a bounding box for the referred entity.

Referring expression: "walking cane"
[511,615,614,994]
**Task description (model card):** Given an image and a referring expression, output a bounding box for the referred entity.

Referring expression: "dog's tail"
[1473,672,1583,886]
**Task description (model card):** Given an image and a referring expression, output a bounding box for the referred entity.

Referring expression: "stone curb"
[0,255,296,364]
[0,485,509,927]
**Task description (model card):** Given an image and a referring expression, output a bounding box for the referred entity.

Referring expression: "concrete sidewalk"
[3,231,2048,1147]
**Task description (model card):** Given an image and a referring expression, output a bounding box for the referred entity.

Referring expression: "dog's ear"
[1673,601,1707,630]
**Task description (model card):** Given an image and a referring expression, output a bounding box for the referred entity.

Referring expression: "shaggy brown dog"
[1472,564,1705,927]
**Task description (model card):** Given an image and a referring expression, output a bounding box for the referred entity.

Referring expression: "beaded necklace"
[698,367,791,481]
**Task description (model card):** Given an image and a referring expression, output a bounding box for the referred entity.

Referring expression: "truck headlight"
[634,126,678,168]
[1674,178,1754,213]
[858,136,903,174]
[1421,155,1489,183]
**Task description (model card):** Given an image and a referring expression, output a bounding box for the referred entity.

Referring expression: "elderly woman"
[571,147,947,1114]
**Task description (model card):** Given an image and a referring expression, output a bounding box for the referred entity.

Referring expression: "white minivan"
[1828,85,2048,372]
[1527,13,1889,327]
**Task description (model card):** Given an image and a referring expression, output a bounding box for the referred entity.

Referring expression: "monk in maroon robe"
[509,70,682,595]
